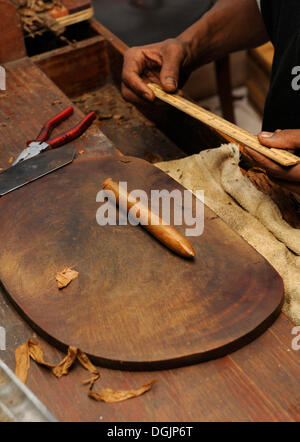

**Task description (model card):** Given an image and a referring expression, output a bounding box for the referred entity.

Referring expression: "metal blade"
[0,144,76,196]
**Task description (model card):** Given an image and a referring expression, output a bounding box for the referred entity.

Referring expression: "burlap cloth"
[156,144,300,325]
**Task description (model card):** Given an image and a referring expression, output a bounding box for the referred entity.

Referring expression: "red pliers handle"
[13,106,97,166]
[33,106,96,149]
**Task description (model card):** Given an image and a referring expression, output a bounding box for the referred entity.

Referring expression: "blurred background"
[93,0,215,46]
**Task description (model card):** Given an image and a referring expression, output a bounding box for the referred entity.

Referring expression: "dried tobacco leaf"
[15,340,156,404]
[77,350,100,386]
[88,379,156,403]
[14,341,30,384]
[27,339,55,368]
[77,350,98,375]
[14,341,99,383]
[81,374,100,388]
[56,267,78,289]
[52,346,78,378]
[14,339,55,383]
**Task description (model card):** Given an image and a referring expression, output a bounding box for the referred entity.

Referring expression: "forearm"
[178,0,269,68]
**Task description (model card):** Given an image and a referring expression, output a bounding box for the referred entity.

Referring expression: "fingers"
[244,146,300,182]
[121,83,149,106]
[122,47,156,103]
[258,129,300,149]
[244,146,283,175]
[160,40,184,92]
[121,39,186,104]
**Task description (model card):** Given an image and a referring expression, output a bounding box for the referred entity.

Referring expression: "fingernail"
[260,131,274,138]
[164,77,177,88]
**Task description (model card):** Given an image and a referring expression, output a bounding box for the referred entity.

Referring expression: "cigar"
[103,178,195,259]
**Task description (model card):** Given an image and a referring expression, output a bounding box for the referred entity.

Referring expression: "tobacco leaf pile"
[11,0,65,37]
[15,339,156,404]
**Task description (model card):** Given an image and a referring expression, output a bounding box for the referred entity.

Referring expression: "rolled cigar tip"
[179,240,196,259]
[186,245,196,259]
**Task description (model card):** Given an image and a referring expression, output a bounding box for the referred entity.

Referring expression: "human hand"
[243,129,300,184]
[121,38,192,104]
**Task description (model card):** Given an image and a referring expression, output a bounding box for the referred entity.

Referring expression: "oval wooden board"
[0,155,284,369]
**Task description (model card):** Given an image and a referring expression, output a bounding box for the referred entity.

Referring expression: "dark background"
[93,0,214,46]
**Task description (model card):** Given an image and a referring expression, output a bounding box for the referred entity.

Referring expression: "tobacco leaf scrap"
[77,349,100,386]
[14,341,31,384]
[56,267,78,289]
[26,339,55,369]
[88,379,157,403]
[15,340,99,384]
[15,339,54,384]
[52,346,78,378]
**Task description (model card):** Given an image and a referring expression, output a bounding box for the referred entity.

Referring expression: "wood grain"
[0,0,26,63]
[0,154,283,369]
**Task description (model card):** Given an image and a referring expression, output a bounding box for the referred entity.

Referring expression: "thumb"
[160,43,183,92]
[258,129,300,149]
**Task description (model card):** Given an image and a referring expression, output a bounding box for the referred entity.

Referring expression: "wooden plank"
[247,43,274,115]
[90,19,128,87]
[0,0,26,63]
[32,36,110,97]
[249,42,274,75]
[230,315,300,421]
[247,52,271,115]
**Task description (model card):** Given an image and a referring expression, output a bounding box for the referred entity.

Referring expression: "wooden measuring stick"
[148,83,300,167]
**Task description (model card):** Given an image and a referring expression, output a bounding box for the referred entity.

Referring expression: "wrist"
[177,15,214,69]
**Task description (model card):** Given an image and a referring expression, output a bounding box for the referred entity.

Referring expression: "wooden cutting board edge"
[0,276,284,370]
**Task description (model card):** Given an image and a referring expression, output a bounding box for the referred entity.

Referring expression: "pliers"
[13,106,96,166]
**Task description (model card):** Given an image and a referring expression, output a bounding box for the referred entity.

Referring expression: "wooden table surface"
[0,57,299,422]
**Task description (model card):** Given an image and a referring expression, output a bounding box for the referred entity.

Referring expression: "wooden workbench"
[0,57,299,422]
